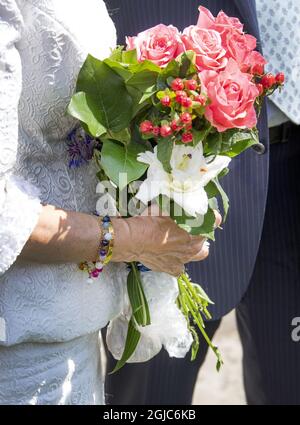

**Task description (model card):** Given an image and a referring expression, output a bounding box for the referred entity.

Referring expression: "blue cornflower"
[67,127,98,168]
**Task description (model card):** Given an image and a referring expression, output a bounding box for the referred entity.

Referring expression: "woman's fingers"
[214,210,222,228]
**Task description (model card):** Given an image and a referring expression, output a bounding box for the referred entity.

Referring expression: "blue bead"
[102,221,110,229]
[100,250,107,256]
[101,240,109,247]
[103,216,110,223]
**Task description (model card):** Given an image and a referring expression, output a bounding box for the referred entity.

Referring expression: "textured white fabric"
[256,0,300,124]
[106,271,193,363]
[0,0,192,405]
[0,0,123,405]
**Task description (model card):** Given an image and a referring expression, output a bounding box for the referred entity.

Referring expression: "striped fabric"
[236,126,300,404]
[104,0,269,319]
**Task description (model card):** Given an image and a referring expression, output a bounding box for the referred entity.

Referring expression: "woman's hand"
[22,204,220,277]
[112,207,221,277]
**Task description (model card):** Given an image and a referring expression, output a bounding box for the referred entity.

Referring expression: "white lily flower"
[136,143,231,217]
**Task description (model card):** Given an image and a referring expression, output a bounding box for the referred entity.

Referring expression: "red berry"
[256,83,264,96]
[175,90,188,104]
[182,132,193,144]
[153,126,160,137]
[171,78,184,91]
[194,94,206,106]
[181,97,193,108]
[185,79,198,91]
[140,120,153,134]
[252,63,265,75]
[180,112,192,124]
[160,125,173,138]
[161,96,171,107]
[275,72,285,85]
[261,73,276,89]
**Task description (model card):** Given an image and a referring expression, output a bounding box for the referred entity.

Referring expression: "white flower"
[135,143,231,217]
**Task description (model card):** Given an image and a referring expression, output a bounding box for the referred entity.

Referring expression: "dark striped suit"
[104,0,300,405]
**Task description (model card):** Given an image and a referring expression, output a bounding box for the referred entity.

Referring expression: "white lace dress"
[0,0,126,405]
[0,0,194,405]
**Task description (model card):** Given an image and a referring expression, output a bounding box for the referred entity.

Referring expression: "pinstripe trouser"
[236,125,300,405]
[105,127,300,405]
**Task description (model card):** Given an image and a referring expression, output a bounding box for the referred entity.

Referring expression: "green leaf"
[192,123,212,147]
[157,60,180,90]
[220,129,258,157]
[127,263,151,327]
[204,132,222,155]
[110,318,141,373]
[189,208,216,240]
[126,70,159,92]
[193,283,214,305]
[75,54,133,132]
[107,128,131,144]
[157,138,173,173]
[67,92,107,138]
[222,138,257,157]
[213,178,229,221]
[205,177,229,221]
[122,49,138,65]
[129,60,161,74]
[190,326,200,361]
[138,85,157,104]
[103,58,133,81]
[109,45,124,62]
[177,51,197,78]
[101,139,148,191]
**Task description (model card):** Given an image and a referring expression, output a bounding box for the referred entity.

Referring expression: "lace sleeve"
[0,0,41,275]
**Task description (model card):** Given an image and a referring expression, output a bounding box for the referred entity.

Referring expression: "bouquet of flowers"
[67,6,283,372]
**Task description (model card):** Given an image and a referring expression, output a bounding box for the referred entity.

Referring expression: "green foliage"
[205,174,229,222]
[69,55,133,133]
[127,263,151,327]
[157,138,173,173]
[111,262,150,373]
[100,139,149,191]
[111,318,141,374]
[67,92,107,137]
[204,128,259,157]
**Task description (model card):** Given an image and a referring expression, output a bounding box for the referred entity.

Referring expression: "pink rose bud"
[171,78,184,91]
[180,112,192,124]
[181,97,193,108]
[140,120,154,134]
[181,132,193,144]
[171,119,181,132]
[261,73,276,89]
[256,83,264,96]
[161,96,171,107]
[175,90,188,104]
[160,125,173,138]
[194,94,206,105]
[185,79,198,91]
[153,126,160,137]
[252,63,265,76]
[275,72,285,85]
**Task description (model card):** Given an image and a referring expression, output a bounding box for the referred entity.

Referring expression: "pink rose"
[126,24,184,67]
[199,59,259,132]
[244,50,267,74]
[215,10,244,33]
[223,28,257,69]
[197,6,244,34]
[182,26,227,71]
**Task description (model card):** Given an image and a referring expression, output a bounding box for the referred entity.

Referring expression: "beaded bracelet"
[79,215,114,283]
